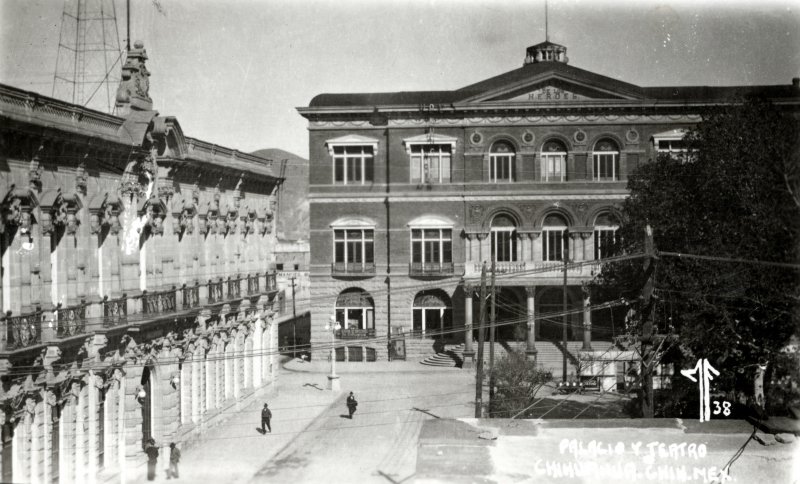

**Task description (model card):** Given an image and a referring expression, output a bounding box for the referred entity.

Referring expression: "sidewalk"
[139,368,343,483]
[283,357,462,373]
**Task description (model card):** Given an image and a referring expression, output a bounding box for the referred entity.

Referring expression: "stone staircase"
[420,344,465,368]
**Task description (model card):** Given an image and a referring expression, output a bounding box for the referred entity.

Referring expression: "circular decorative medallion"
[522,131,535,144]
[470,132,483,145]
[573,130,587,144]
[625,129,640,143]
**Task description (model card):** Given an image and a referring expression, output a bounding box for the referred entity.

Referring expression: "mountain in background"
[251,148,308,242]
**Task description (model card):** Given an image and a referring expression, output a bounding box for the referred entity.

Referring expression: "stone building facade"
[298,40,800,376]
[0,42,284,483]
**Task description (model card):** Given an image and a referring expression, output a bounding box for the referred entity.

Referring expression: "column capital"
[524,286,537,297]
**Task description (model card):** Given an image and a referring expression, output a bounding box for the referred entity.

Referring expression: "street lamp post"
[326,315,341,391]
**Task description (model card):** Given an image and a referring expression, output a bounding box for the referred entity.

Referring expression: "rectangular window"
[333,229,374,266]
[594,229,617,260]
[594,153,618,180]
[410,145,451,184]
[490,155,514,182]
[410,228,452,265]
[542,154,566,182]
[543,229,568,261]
[332,146,374,185]
[491,229,517,262]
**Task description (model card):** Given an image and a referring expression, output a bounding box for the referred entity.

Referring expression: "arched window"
[541,139,567,182]
[543,214,568,261]
[593,212,619,260]
[491,214,517,262]
[490,141,515,183]
[335,288,375,333]
[412,290,452,336]
[593,139,619,181]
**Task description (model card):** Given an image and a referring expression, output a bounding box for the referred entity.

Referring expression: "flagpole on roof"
[545,0,549,42]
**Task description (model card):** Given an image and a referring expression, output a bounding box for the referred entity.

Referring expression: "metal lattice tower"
[52,0,124,114]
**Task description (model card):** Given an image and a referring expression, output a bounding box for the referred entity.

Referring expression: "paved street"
[250,365,475,484]
[135,359,474,484]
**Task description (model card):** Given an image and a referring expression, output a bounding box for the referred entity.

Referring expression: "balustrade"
[103,294,128,327]
[265,272,277,291]
[226,276,242,299]
[4,308,43,350]
[142,287,177,315]
[247,273,260,295]
[335,328,376,339]
[182,283,200,310]
[208,279,224,304]
[56,300,88,337]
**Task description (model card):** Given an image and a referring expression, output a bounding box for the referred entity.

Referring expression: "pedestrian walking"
[144,438,159,481]
[346,392,358,419]
[261,403,272,433]
[167,442,181,479]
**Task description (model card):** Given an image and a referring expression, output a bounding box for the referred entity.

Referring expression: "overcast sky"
[1,0,798,159]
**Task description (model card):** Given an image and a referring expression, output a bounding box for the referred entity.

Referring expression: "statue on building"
[115,40,153,115]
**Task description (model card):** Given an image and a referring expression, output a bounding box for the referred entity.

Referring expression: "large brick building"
[0,42,285,482]
[298,40,800,375]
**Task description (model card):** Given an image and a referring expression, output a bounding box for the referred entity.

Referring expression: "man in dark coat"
[346,392,358,419]
[144,438,159,481]
[167,442,181,479]
[261,403,272,433]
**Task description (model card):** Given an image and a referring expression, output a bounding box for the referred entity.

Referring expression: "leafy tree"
[591,98,800,415]
[487,350,552,418]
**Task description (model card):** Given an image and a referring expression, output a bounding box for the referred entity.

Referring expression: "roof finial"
[545,0,549,42]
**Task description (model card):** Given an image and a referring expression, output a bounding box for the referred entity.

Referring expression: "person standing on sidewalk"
[167,442,181,479]
[144,438,159,481]
[346,392,358,419]
[261,403,272,433]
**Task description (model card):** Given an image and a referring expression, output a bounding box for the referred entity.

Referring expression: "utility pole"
[488,259,496,416]
[562,257,569,382]
[290,275,297,357]
[474,262,487,418]
[641,225,657,418]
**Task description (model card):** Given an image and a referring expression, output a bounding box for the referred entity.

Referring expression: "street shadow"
[255,427,266,434]
[303,383,323,391]
[412,407,440,419]
[376,470,415,483]
[339,414,352,419]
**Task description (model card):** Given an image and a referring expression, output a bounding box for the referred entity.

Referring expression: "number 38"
[712,400,731,417]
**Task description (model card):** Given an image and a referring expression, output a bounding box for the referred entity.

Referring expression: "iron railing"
[103,294,128,327]
[331,262,376,275]
[335,328,376,339]
[409,262,454,276]
[56,300,88,338]
[142,287,177,315]
[5,308,43,350]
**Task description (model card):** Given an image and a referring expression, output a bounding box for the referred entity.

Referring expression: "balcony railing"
[265,272,277,291]
[208,279,224,304]
[331,262,376,275]
[247,273,260,295]
[103,294,127,327]
[4,308,43,350]
[56,300,88,338]
[335,328,376,339]
[226,276,242,299]
[182,283,200,311]
[409,262,454,276]
[142,287,177,315]
[465,260,605,278]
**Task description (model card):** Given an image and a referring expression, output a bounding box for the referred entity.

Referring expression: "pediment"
[459,66,645,105]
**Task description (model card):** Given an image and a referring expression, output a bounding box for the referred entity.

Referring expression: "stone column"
[532,232,542,261]
[582,291,593,351]
[462,284,474,367]
[477,233,488,264]
[570,233,582,262]
[581,232,593,263]
[525,287,538,359]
